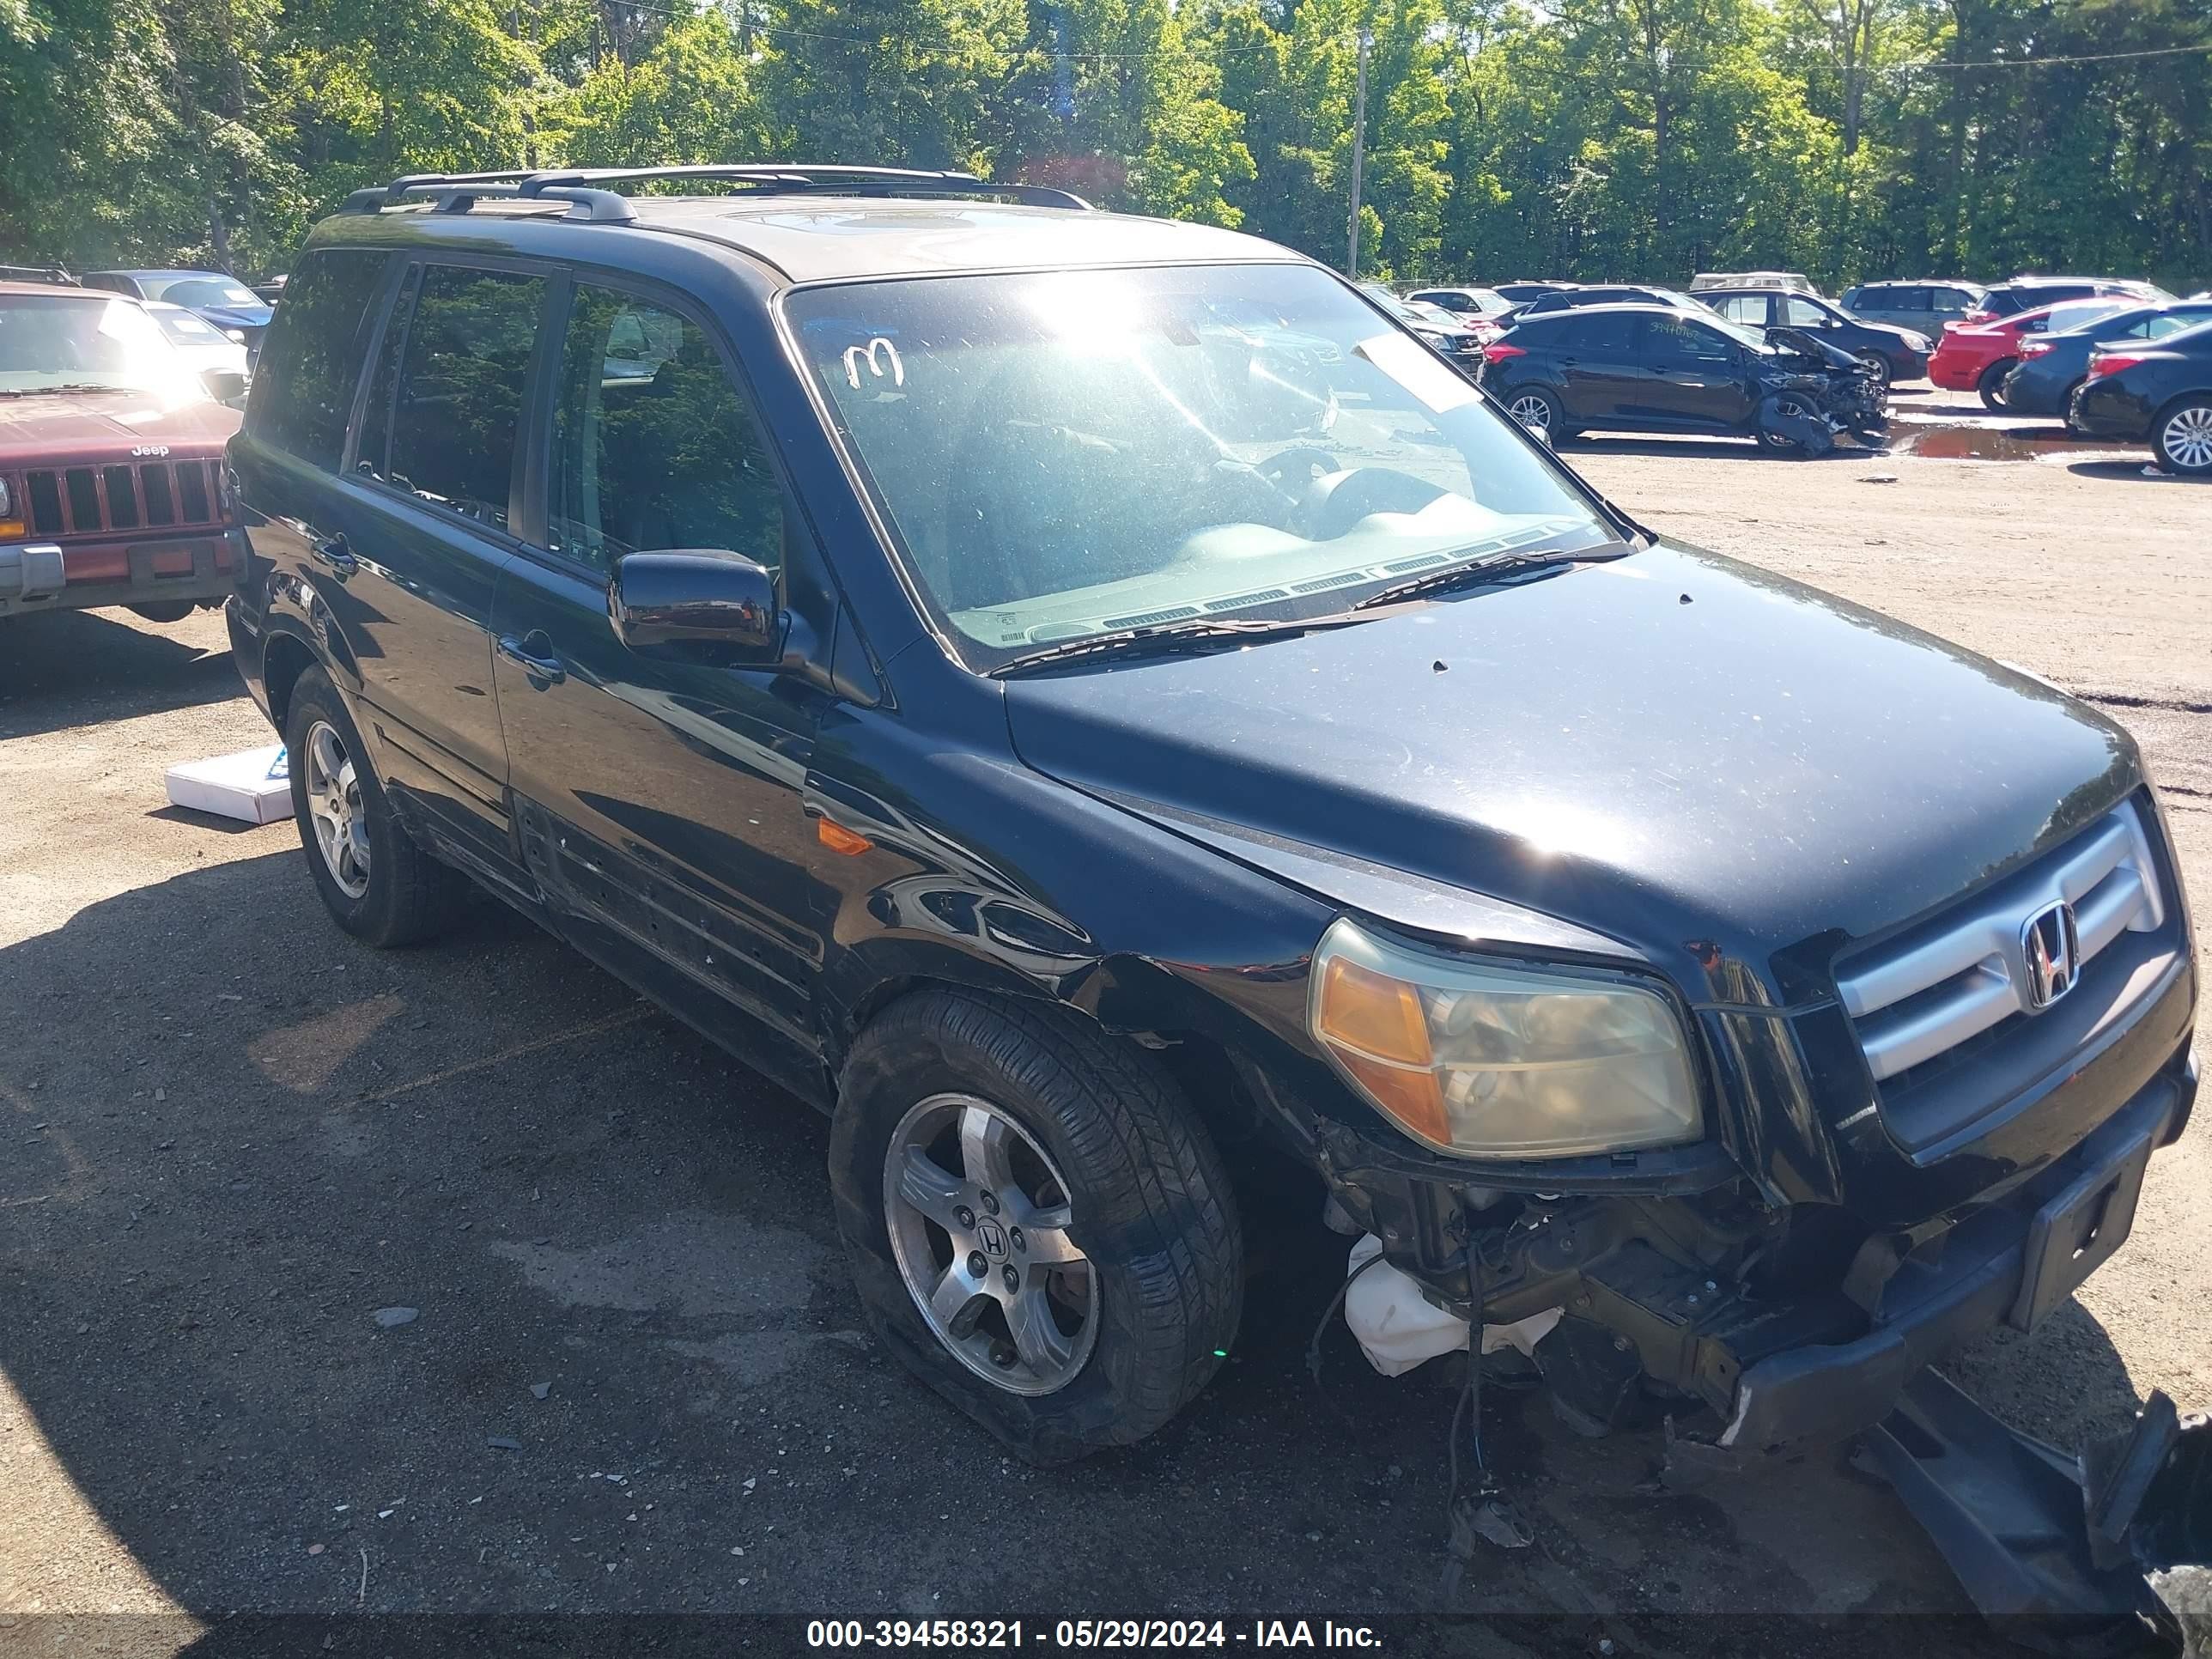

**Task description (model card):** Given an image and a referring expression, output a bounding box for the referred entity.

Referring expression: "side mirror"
[610,549,782,661]
[202,368,248,404]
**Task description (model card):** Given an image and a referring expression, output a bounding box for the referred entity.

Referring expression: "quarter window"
[246,249,390,471]
[545,284,783,577]
[374,264,545,530]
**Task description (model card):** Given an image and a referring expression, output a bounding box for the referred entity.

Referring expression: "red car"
[1,280,243,622]
[1928,297,2136,410]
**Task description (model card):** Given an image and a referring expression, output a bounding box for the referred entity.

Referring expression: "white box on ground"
[165,744,291,825]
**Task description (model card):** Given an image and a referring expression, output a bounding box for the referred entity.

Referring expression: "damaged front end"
[1757,325,1890,454]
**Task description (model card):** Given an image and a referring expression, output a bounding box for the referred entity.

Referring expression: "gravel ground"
[0,390,2205,1652]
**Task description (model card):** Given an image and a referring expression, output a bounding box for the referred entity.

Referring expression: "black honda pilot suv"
[228,169,2197,1520]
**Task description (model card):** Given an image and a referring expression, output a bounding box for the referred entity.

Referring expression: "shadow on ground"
[0,853,2148,1650]
[0,608,240,741]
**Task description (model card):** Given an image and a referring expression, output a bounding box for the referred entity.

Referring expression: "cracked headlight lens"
[1310,917,1700,1159]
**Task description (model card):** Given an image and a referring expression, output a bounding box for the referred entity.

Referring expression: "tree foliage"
[1,0,2205,286]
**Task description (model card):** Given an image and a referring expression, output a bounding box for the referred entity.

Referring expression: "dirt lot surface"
[1,388,2206,1653]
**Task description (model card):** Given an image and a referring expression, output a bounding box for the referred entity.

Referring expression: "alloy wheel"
[1506,393,1553,441]
[2160,404,2212,473]
[304,719,371,899]
[883,1092,1099,1397]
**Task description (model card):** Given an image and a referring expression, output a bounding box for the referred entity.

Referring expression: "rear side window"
[246,249,389,471]
[372,264,546,531]
[1714,295,1767,325]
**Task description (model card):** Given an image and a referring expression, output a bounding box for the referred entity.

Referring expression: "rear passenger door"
[489,276,830,1087]
[1550,312,1644,420]
[331,259,548,885]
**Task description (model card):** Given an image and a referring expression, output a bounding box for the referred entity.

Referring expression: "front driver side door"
[489,277,833,1091]
[1639,313,1757,428]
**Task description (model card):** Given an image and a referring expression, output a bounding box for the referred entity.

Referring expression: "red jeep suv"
[1,280,244,622]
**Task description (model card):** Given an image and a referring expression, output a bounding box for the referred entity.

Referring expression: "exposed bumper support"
[1861,1369,2211,1644]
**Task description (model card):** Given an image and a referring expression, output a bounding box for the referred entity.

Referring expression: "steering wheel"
[1294,466,1452,542]
[1256,444,1343,494]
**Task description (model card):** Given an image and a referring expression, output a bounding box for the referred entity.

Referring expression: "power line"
[1886,39,2212,72]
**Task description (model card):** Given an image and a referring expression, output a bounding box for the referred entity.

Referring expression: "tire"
[1504,386,1565,445]
[1854,350,1892,390]
[283,667,468,946]
[1977,360,2015,412]
[829,988,1243,1466]
[127,601,194,624]
[2152,397,2212,477]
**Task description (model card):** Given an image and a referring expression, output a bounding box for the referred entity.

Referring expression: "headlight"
[1906,331,1932,353]
[0,475,12,519]
[1309,919,1701,1160]
[225,328,246,343]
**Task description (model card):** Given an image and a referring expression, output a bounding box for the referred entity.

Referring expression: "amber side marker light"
[1314,953,1451,1146]
[816,817,873,856]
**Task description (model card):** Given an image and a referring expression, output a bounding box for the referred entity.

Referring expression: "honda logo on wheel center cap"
[975,1218,1009,1260]
[2021,900,2080,1012]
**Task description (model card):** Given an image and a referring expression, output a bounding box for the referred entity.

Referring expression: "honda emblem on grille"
[2021,901,2080,1012]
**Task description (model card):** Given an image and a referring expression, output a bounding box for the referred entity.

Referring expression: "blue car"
[82,269,274,360]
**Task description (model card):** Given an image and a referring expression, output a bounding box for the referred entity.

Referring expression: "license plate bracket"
[2008,1124,2153,1333]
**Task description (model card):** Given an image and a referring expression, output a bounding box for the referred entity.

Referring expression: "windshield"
[787,264,1616,672]
[143,275,261,310]
[0,294,208,399]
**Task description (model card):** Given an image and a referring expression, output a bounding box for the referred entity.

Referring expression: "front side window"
[0,294,205,403]
[247,248,389,469]
[788,264,1613,672]
[1646,314,1742,363]
[546,285,783,575]
[374,264,545,529]
[1784,296,1830,326]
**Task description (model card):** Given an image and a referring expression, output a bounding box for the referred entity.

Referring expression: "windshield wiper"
[0,383,118,397]
[991,614,1370,677]
[1351,542,1631,611]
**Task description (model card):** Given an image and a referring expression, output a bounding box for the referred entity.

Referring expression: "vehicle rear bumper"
[1929,356,1985,390]
[2000,362,2073,416]
[1716,1054,2194,1454]
[2069,379,2156,443]
[0,530,235,617]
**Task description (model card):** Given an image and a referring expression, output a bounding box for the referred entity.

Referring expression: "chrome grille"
[1837,800,2166,1083]
[21,459,224,537]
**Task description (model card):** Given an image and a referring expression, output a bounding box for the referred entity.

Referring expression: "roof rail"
[338,162,1091,222]
[0,262,79,286]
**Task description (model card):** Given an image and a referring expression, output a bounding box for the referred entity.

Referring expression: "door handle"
[310,533,356,575]
[497,632,567,686]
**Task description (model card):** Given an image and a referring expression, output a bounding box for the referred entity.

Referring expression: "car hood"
[1000,544,2136,993]
[0,389,240,465]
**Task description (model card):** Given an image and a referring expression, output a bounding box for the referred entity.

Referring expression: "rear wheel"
[284,668,468,946]
[1504,386,1566,444]
[830,989,1242,1465]
[1977,360,2015,411]
[127,601,194,624]
[2153,398,2212,477]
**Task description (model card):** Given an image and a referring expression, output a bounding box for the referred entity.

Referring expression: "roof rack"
[337,163,1091,223]
[0,263,79,286]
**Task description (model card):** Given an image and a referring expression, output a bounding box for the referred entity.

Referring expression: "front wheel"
[829,990,1242,1465]
[284,668,468,946]
[2153,398,2212,477]
[1978,360,2015,412]
[1855,350,1893,390]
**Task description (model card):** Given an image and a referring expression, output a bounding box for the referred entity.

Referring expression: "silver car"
[1840,280,1989,337]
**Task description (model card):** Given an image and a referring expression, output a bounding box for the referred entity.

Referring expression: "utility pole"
[1346,25,1372,277]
